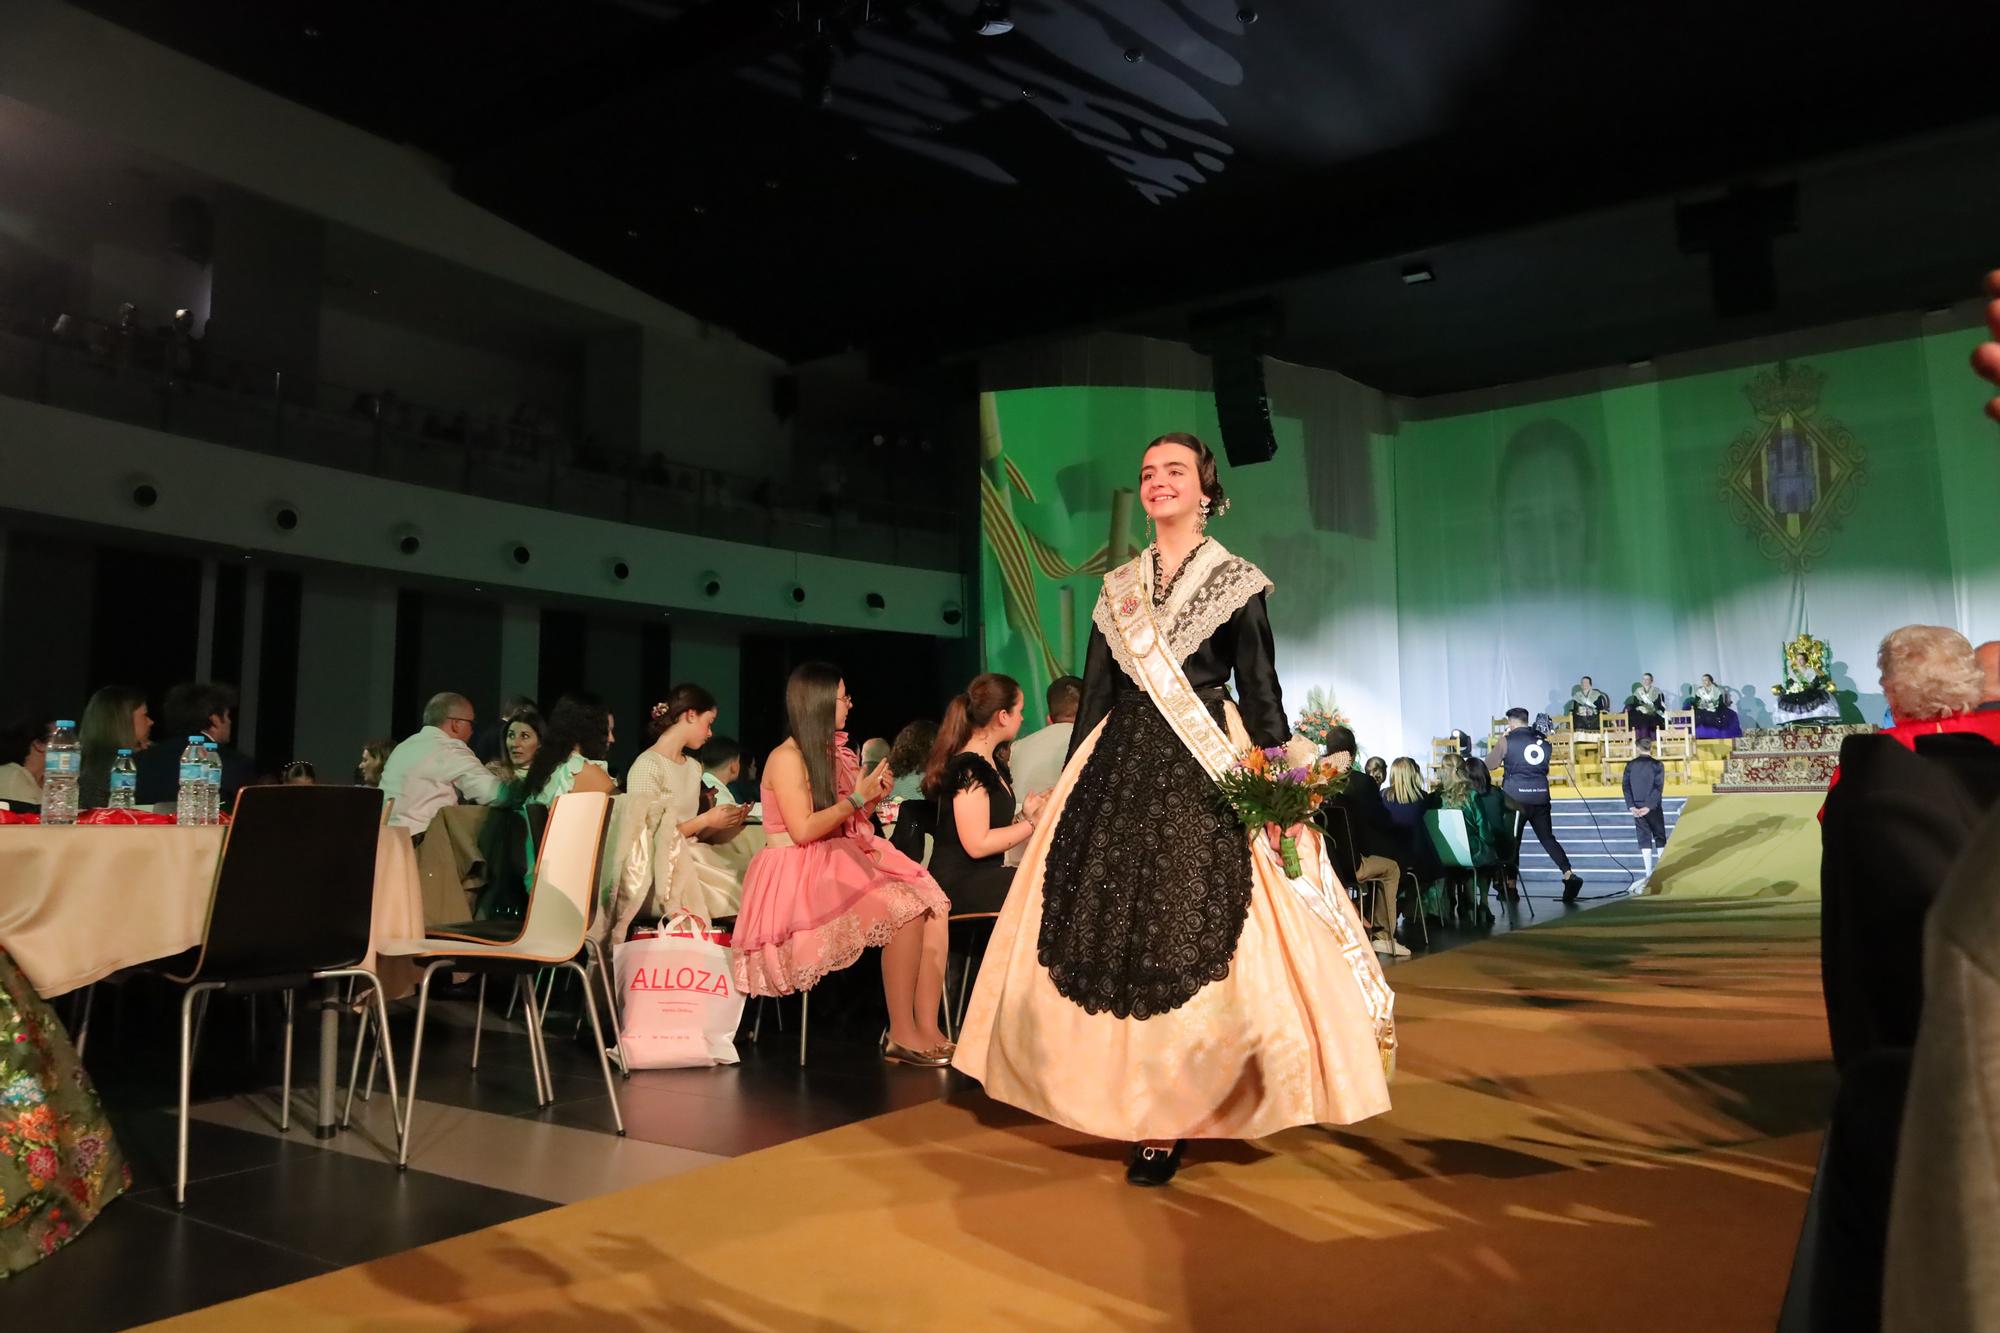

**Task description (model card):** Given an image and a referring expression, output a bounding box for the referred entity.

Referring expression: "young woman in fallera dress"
[953,433,1396,1186]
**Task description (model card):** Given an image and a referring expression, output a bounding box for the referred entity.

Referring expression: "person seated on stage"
[1318,726,1410,957]
[1687,673,1744,740]
[1568,676,1610,730]
[1824,626,2000,806]
[1624,736,1668,891]
[1625,672,1668,742]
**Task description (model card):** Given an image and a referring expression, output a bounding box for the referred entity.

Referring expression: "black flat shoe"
[1126,1141,1184,1187]
[1561,874,1583,903]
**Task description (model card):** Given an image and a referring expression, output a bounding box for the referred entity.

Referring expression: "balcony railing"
[0,317,962,572]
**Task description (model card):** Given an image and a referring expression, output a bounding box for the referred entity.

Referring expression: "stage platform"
[1644,792,1823,901]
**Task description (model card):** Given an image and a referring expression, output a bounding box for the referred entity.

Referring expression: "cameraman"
[1486,707,1586,903]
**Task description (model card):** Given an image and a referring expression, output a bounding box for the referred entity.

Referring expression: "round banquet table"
[0,823,426,1138]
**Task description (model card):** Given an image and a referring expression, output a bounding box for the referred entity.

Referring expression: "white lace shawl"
[1091,539,1274,688]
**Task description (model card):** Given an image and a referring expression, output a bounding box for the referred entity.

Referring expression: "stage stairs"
[1511,796,1686,892]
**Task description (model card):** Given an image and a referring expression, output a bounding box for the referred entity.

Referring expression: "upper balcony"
[0,306,961,572]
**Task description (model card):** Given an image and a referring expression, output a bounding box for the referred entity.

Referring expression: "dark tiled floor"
[6,893,1620,1330]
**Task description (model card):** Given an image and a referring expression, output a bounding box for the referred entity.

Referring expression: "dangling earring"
[1145,512,1156,550]
[1197,497,1211,532]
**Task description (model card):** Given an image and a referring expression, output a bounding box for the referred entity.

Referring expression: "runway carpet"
[147,898,1832,1333]
[1646,793,1825,900]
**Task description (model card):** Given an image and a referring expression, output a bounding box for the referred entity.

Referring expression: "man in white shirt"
[380,692,503,836]
[1003,677,1082,867]
[1008,676,1082,803]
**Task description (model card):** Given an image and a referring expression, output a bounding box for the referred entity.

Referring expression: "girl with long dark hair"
[520,693,617,804]
[953,432,1395,1186]
[731,662,954,1065]
[921,673,1045,914]
[78,685,152,810]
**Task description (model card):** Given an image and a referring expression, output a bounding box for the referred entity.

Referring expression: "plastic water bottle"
[42,720,80,825]
[176,736,207,826]
[108,748,137,810]
[202,742,223,822]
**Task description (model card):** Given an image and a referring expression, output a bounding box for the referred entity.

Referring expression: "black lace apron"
[1036,682,1252,1020]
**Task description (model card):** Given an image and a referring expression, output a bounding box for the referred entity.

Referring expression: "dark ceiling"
[74,0,2000,394]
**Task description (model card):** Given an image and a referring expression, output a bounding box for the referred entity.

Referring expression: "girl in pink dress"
[731,662,955,1065]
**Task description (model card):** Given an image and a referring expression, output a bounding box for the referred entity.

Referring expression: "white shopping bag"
[613,914,745,1069]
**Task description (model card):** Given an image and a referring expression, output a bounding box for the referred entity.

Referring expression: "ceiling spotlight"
[1123,47,1145,63]
[972,1,1014,36]
[1400,262,1435,285]
[1236,6,1258,22]
[624,228,640,240]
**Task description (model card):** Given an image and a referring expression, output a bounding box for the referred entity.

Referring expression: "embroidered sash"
[1100,549,1397,1066]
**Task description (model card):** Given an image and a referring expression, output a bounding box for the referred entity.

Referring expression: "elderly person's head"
[421,692,476,744]
[1879,625,1983,723]
[1976,641,2000,705]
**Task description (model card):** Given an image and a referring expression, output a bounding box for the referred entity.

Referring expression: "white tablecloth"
[0,825,426,998]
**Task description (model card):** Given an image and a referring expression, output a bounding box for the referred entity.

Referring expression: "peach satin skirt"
[952,706,1395,1142]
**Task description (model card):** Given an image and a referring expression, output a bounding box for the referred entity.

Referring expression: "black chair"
[1319,804,1420,947]
[887,796,938,866]
[161,784,402,1205]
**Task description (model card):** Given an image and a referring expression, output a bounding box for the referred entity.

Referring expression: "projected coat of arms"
[1718,361,1867,572]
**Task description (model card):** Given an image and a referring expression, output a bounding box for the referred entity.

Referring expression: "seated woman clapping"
[923,674,1047,915]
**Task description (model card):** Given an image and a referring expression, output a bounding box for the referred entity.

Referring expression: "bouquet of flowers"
[1213,746,1347,879]
[1771,632,1833,708]
[1292,687,1352,754]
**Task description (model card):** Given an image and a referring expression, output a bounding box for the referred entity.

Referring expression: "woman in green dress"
[1,950,129,1276]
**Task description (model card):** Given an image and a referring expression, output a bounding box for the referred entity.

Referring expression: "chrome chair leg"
[322,968,406,1146]
[368,978,405,1148]
[956,954,976,1031]
[585,937,629,1077]
[398,962,446,1170]
[341,1002,371,1130]
[279,990,295,1132]
[470,975,487,1071]
[565,960,623,1135]
[190,989,213,1068]
[518,974,554,1106]
[177,982,219,1207]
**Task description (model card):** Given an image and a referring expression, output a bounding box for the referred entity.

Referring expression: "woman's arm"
[572,762,617,795]
[1066,623,1117,763]
[1231,592,1290,749]
[951,776,1035,860]
[766,747,878,845]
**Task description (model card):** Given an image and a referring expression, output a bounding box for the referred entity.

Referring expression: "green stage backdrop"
[979,324,2000,760]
